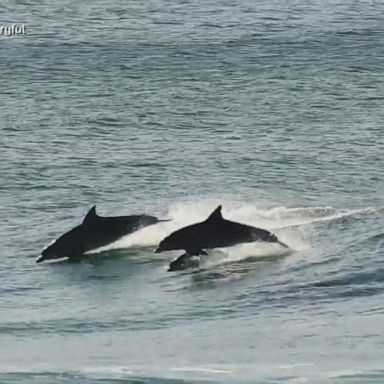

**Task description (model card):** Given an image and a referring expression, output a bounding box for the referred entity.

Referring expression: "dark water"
[1,0,384,382]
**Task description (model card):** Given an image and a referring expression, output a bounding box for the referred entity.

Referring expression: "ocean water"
[1,0,384,382]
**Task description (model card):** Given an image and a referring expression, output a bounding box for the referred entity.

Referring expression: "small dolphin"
[168,252,202,271]
[156,205,288,271]
[38,206,167,263]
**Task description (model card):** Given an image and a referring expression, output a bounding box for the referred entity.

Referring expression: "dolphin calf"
[168,252,202,271]
[156,205,287,271]
[37,206,167,263]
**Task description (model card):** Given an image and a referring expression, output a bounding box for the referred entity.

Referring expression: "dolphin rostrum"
[156,205,288,271]
[38,205,168,263]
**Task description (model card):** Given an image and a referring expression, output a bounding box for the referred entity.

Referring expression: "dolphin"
[156,205,288,271]
[37,205,167,263]
[168,252,202,271]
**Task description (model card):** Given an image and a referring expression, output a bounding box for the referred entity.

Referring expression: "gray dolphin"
[156,205,287,271]
[38,206,168,263]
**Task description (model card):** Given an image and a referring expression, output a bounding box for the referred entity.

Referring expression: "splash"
[87,200,375,263]
[202,242,292,269]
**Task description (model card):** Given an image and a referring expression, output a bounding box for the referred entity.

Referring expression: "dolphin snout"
[155,241,166,253]
[37,248,49,263]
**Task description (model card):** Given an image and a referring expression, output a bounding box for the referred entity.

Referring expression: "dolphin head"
[155,225,197,253]
[37,206,98,263]
[37,225,84,263]
[155,234,179,253]
[168,253,200,271]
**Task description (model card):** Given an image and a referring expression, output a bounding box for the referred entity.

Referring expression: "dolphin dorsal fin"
[206,205,223,222]
[83,205,97,224]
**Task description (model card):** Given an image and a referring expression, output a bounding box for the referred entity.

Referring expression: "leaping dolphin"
[155,205,288,271]
[37,206,168,263]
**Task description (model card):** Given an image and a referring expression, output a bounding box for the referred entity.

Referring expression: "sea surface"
[1,0,384,382]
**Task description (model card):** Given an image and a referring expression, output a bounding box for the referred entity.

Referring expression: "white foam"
[81,366,134,378]
[187,242,291,270]
[170,366,234,374]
